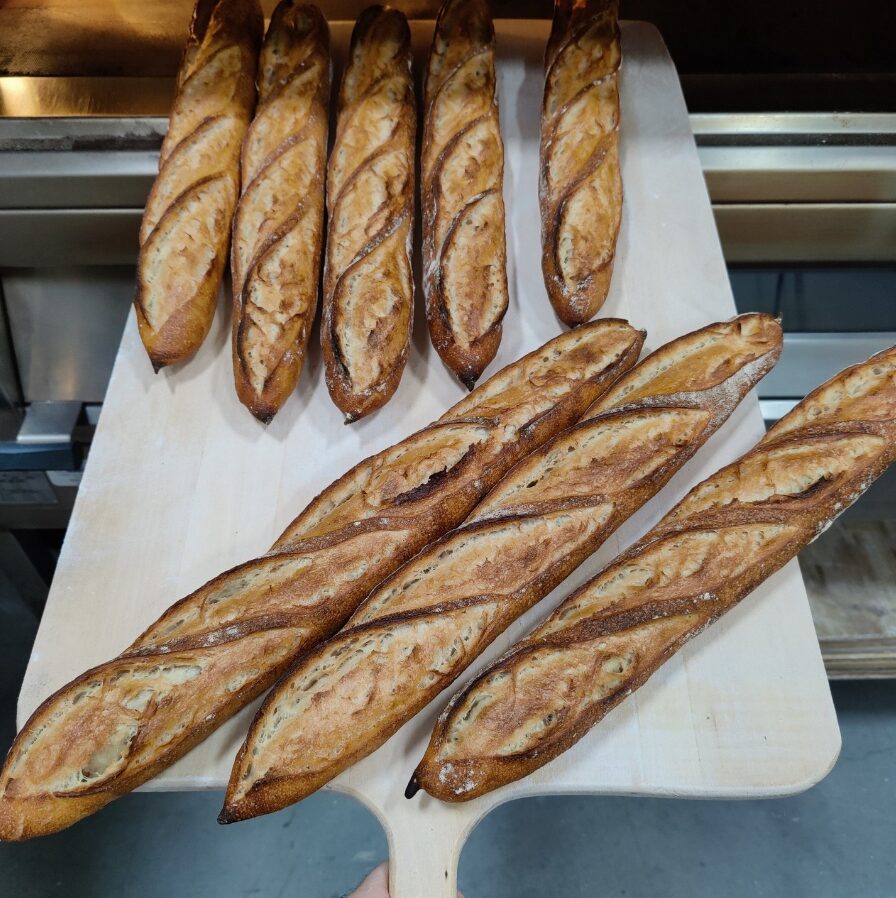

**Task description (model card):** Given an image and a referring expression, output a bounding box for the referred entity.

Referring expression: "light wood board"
[17,21,840,896]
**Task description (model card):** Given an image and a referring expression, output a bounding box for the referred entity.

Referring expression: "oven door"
[698,112,896,678]
[0,118,160,529]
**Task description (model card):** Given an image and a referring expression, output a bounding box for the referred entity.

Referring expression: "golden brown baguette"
[220,313,782,822]
[0,320,642,841]
[135,0,263,370]
[231,3,329,422]
[321,6,416,422]
[413,344,896,801]
[540,0,621,326]
[422,0,508,388]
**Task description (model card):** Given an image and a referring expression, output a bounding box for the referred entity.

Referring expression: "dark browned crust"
[422,0,508,388]
[134,0,263,370]
[218,315,781,822]
[540,0,621,327]
[231,3,330,423]
[0,320,641,841]
[415,344,896,801]
[0,637,297,842]
[321,7,416,422]
[135,234,228,371]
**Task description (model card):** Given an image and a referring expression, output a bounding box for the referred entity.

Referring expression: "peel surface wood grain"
[135,0,263,369]
[0,321,641,841]
[541,0,622,326]
[422,0,509,388]
[10,22,839,897]
[231,2,330,423]
[322,7,417,422]
[414,346,896,801]
[221,313,782,822]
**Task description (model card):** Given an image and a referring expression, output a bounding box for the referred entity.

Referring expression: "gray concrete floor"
[2,581,895,897]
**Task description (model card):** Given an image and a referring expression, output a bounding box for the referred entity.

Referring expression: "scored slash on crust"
[422,0,509,388]
[134,0,263,370]
[321,7,416,422]
[231,3,330,422]
[540,0,622,327]
[413,343,896,801]
[218,314,784,821]
[0,319,643,840]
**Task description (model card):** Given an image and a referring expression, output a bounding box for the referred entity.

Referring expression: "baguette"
[0,320,642,841]
[414,344,896,801]
[231,2,329,423]
[220,314,782,822]
[321,6,416,422]
[135,0,263,370]
[540,0,621,326]
[422,0,508,388]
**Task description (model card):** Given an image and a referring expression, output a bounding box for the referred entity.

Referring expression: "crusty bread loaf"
[230,2,329,422]
[321,6,416,422]
[422,0,508,389]
[135,0,263,370]
[414,344,896,801]
[0,320,642,841]
[220,314,782,822]
[540,0,621,327]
